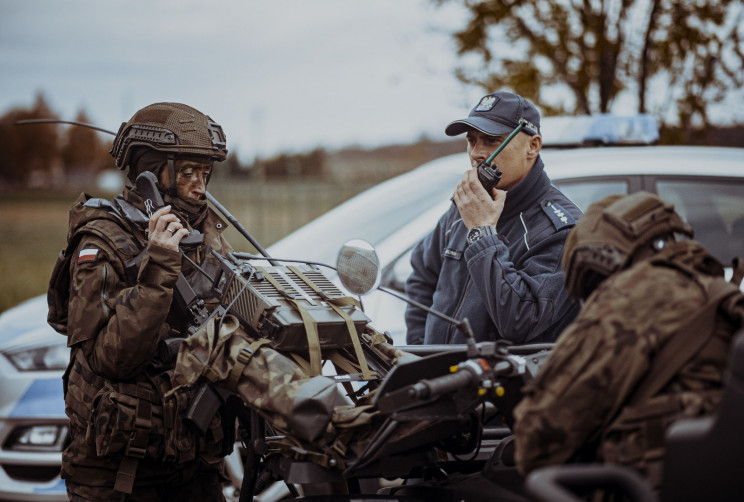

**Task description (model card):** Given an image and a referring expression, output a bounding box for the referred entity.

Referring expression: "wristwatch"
[466,225,497,245]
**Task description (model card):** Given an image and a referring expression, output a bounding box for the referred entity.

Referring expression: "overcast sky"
[0,0,487,161]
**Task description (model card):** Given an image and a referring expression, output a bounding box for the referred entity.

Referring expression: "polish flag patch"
[78,248,100,264]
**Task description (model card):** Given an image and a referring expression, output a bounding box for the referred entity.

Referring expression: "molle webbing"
[114,381,161,495]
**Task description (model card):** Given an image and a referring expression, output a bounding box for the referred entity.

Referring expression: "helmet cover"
[562,191,694,300]
[110,102,227,172]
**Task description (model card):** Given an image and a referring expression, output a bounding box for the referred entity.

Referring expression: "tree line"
[0,93,467,189]
[0,94,339,189]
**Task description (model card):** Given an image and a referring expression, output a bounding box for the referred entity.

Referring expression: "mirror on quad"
[336,239,382,296]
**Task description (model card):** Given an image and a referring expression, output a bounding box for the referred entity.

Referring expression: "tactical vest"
[599,243,744,489]
[48,193,227,495]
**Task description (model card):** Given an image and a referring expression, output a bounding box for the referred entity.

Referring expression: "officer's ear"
[526,134,542,160]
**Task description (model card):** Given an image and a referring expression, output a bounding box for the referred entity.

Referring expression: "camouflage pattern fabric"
[171,313,386,469]
[57,189,232,496]
[513,241,744,488]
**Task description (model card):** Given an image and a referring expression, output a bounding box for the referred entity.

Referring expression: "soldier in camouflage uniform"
[48,103,234,501]
[513,192,744,490]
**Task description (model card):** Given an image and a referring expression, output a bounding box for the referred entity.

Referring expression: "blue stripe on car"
[34,478,66,493]
[10,378,65,417]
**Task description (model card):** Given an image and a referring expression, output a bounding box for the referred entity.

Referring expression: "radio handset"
[476,121,526,198]
[135,171,204,247]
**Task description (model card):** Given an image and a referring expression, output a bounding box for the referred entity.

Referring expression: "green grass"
[0,190,74,313]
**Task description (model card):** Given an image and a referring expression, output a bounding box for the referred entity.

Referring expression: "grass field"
[0,190,72,313]
[0,179,369,314]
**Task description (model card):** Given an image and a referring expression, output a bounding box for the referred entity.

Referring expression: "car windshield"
[269,156,467,264]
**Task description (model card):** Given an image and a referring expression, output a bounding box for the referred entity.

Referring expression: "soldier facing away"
[513,191,744,490]
[48,103,234,501]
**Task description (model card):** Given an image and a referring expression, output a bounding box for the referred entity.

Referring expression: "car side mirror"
[336,239,382,296]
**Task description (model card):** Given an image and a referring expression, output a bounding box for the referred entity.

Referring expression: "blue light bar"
[541,114,659,147]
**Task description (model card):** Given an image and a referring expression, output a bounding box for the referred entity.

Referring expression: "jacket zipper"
[445,277,472,344]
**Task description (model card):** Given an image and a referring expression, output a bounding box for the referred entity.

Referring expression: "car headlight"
[5,424,69,452]
[3,344,69,371]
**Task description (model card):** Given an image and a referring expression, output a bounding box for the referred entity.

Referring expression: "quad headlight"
[5,424,69,451]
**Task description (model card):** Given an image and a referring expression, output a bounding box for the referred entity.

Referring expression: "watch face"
[467,227,482,244]
[468,226,496,245]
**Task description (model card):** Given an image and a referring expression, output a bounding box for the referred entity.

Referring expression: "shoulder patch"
[77,248,100,264]
[542,201,576,231]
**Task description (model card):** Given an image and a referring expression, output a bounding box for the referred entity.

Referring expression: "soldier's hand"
[149,205,188,252]
[454,168,506,230]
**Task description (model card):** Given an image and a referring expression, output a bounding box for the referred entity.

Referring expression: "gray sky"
[0,0,482,161]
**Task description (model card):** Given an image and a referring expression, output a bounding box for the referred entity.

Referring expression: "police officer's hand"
[454,168,506,230]
[149,205,188,252]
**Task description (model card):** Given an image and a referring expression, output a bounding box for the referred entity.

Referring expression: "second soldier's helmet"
[110,102,227,180]
[562,191,694,301]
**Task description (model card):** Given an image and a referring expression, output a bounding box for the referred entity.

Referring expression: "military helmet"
[110,102,227,172]
[562,191,694,301]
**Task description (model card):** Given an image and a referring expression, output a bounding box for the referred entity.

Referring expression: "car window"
[654,178,744,265]
[553,179,630,211]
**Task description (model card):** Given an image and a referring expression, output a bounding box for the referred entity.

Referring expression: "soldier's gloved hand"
[149,205,188,252]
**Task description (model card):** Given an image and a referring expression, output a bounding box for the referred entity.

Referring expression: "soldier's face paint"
[160,160,212,203]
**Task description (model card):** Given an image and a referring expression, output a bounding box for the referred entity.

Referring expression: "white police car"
[0,295,68,501]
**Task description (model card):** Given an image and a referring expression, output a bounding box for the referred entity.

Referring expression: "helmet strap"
[167,154,178,197]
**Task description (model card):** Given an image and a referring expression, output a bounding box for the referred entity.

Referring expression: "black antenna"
[375,284,479,357]
[14,119,117,136]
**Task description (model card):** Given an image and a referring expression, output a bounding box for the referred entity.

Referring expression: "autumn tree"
[60,109,113,176]
[0,93,60,184]
[439,0,744,134]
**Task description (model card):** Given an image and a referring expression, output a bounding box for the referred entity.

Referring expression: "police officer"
[49,103,233,501]
[513,192,744,489]
[405,91,582,345]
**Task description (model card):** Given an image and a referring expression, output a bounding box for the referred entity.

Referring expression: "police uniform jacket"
[405,156,582,345]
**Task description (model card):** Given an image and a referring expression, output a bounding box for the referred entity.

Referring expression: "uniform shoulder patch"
[542,201,576,231]
[77,248,100,264]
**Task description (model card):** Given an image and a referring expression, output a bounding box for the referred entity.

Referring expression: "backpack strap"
[288,265,373,381]
[114,381,160,495]
[257,266,323,376]
[628,277,741,406]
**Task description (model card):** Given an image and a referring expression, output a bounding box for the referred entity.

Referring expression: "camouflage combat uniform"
[54,188,232,501]
[513,240,744,488]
